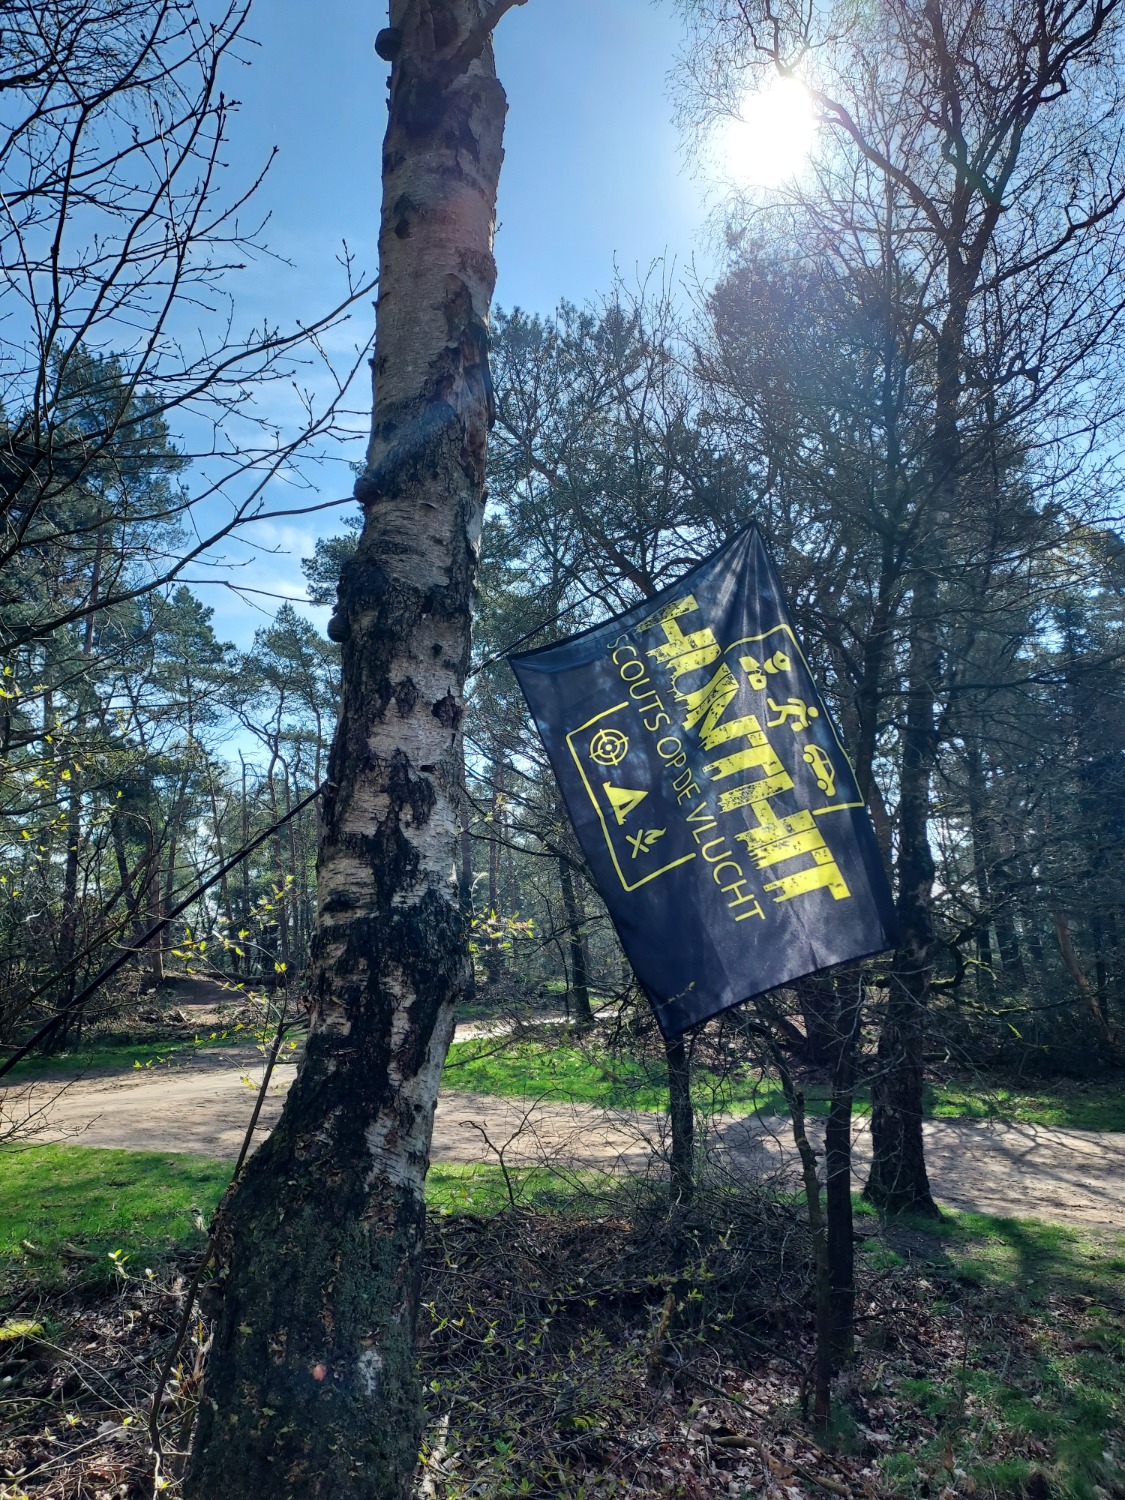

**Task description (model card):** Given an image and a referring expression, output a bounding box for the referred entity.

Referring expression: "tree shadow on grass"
[859,1197,1125,1309]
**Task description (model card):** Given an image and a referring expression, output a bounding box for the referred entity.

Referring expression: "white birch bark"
[185,6,511,1496]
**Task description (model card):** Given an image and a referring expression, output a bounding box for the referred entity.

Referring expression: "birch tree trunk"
[184,6,509,1496]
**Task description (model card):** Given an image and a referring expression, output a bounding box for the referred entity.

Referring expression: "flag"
[509,526,899,1039]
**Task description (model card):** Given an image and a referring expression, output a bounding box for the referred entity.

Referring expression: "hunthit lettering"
[638,595,850,907]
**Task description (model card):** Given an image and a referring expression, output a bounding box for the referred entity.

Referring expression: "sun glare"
[717,76,816,189]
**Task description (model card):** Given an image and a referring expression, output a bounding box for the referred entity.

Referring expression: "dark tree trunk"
[1053,912,1112,1047]
[457,747,478,1013]
[666,1036,694,1202]
[865,577,940,1218]
[49,778,84,1051]
[1023,906,1047,969]
[110,811,134,906]
[866,282,970,1219]
[866,962,938,1220]
[458,744,474,918]
[794,973,838,1066]
[1106,908,1124,1015]
[825,977,862,1364]
[142,817,165,985]
[487,765,503,913]
[557,856,593,1030]
[773,1049,832,1424]
[204,772,237,971]
[985,816,1024,984]
[266,769,293,976]
[1013,846,1048,971]
[485,761,506,978]
[51,543,102,1048]
[184,7,509,1497]
[852,562,896,866]
[966,746,996,1006]
[1091,912,1109,1025]
[993,861,1026,986]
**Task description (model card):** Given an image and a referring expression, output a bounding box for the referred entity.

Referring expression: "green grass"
[851,1077,1124,1133]
[924,1078,1125,1133]
[0,1144,232,1289]
[0,1146,596,1293]
[444,1036,777,1114]
[2,1026,260,1081]
[856,1196,1124,1293]
[426,1162,605,1215]
[445,1037,1125,1132]
[3,1145,1122,1498]
[854,1204,1125,1500]
[445,1037,670,1109]
[10,1024,1122,1131]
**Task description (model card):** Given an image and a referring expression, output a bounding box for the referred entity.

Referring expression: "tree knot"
[431,692,462,730]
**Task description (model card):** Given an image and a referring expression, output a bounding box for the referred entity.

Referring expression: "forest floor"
[4,1040,1124,1230]
[1,1150,1123,1500]
[3,981,1125,1498]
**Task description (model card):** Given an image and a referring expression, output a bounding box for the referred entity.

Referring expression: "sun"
[716,75,817,189]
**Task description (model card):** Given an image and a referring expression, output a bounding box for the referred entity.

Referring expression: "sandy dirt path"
[1,1049,662,1174]
[4,1048,1123,1230]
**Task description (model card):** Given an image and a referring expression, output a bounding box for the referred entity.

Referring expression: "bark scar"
[431,693,462,730]
[393,677,419,716]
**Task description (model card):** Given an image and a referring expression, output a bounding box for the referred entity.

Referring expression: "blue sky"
[187,0,716,647]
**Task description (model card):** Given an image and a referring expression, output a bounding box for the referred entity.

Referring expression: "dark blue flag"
[509,526,899,1039]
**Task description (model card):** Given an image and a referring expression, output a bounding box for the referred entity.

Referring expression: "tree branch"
[438,0,528,86]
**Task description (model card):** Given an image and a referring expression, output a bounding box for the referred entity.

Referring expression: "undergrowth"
[3,1141,1122,1499]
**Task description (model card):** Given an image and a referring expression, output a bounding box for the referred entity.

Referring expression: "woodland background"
[1,2,1124,1498]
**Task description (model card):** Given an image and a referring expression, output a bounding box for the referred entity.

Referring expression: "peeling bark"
[185,6,508,1496]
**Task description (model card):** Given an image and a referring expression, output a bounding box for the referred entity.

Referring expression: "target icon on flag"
[589,728,629,767]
